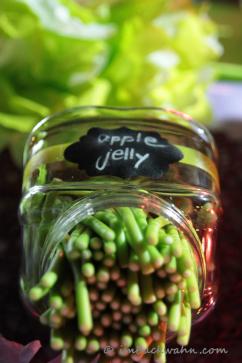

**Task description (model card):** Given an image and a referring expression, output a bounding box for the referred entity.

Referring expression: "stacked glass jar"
[20,107,221,363]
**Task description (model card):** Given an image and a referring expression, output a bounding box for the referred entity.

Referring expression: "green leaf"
[0,112,37,132]
[17,0,115,40]
[0,0,222,154]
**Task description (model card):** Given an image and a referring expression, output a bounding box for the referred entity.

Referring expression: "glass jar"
[19,106,221,362]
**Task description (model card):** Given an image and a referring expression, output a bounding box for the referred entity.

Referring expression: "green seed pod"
[132,207,148,231]
[139,250,154,275]
[148,245,165,269]
[75,275,93,332]
[158,244,171,264]
[75,335,87,351]
[65,225,81,248]
[178,279,186,290]
[50,328,65,351]
[154,341,166,363]
[104,241,117,255]
[74,227,91,251]
[147,311,159,326]
[166,294,176,303]
[40,271,58,289]
[135,337,148,352]
[177,304,192,346]
[115,226,129,268]
[159,229,167,243]
[29,285,49,301]
[146,216,169,245]
[49,294,64,310]
[117,207,143,246]
[89,236,102,250]
[121,334,133,348]
[81,262,95,278]
[141,274,156,304]
[186,272,201,309]
[154,300,167,317]
[84,216,115,241]
[81,249,92,261]
[177,255,193,277]
[97,267,110,283]
[168,290,182,332]
[127,270,142,306]
[129,251,140,272]
[70,261,93,335]
[138,325,151,337]
[96,209,119,229]
[169,273,183,283]
[165,256,177,274]
[180,235,197,272]
[86,338,100,354]
[166,225,183,257]
[165,282,178,296]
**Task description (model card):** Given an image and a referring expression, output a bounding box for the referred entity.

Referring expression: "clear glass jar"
[20,106,221,362]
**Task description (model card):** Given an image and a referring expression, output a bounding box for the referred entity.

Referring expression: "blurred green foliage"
[210,3,242,64]
[0,0,222,164]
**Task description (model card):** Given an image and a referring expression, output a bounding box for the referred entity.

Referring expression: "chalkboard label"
[64,127,183,179]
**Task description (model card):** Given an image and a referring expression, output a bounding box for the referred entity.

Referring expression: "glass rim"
[30,105,215,146]
[40,189,206,292]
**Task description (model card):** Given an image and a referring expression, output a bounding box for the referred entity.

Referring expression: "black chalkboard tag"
[64,127,183,179]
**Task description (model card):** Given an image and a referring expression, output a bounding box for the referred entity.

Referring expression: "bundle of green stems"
[29,203,200,363]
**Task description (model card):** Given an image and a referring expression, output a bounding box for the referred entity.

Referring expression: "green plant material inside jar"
[29,202,201,363]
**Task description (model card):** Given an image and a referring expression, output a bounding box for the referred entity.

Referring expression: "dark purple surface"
[0,125,242,362]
